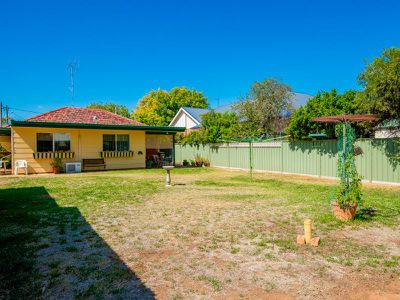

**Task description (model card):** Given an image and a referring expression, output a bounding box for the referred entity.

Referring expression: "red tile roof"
[27,107,145,126]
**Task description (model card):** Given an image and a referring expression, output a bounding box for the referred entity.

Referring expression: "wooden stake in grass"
[304,219,312,245]
[297,219,321,247]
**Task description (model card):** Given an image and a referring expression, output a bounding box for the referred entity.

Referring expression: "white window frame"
[36,133,71,152]
[102,134,130,151]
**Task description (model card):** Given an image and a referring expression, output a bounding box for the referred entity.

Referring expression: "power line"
[9,111,24,119]
[8,107,41,114]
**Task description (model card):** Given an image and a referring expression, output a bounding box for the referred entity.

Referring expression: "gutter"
[11,120,186,133]
[0,127,11,136]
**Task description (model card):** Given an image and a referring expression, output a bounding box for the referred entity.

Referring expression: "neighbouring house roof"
[181,107,211,123]
[214,104,234,114]
[27,107,145,126]
[375,119,399,129]
[291,92,313,108]
[169,92,313,129]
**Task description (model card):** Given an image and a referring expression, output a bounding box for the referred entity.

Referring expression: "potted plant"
[332,166,362,221]
[50,157,64,174]
[331,123,362,221]
[146,160,154,169]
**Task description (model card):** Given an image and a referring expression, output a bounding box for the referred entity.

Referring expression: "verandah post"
[172,134,176,166]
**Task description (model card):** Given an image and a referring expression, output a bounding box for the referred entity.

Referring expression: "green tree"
[180,131,204,146]
[180,111,239,145]
[234,78,293,137]
[356,47,400,122]
[201,111,239,143]
[287,90,359,139]
[133,87,208,126]
[87,102,130,118]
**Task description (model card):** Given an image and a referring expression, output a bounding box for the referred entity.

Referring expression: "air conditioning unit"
[65,162,82,173]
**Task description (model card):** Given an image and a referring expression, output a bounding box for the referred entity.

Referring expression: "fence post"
[319,141,322,178]
[369,139,373,182]
[249,141,253,180]
[281,142,284,173]
[228,142,230,168]
[208,144,211,164]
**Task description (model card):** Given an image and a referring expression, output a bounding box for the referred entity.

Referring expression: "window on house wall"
[37,133,53,152]
[103,134,129,151]
[54,133,71,151]
[116,134,129,151]
[103,134,116,151]
[37,133,71,152]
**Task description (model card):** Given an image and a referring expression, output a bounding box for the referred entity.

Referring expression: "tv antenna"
[68,61,78,105]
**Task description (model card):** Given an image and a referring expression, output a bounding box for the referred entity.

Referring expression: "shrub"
[50,157,64,173]
[194,155,210,167]
[182,159,189,166]
[146,160,154,168]
[203,158,210,167]
[335,123,362,209]
[0,143,7,153]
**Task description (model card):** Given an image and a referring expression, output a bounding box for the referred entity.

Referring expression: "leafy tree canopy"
[180,111,239,145]
[133,87,208,126]
[286,90,359,139]
[87,102,130,118]
[356,47,400,122]
[201,111,239,143]
[178,131,204,146]
[234,78,293,137]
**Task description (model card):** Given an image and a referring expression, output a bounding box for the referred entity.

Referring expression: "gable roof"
[292,92,313,108]
[181,107,211,123]
[168,106,211,127]
[27,107,145,126]
[170,92,314,128]
[375,119,399,129]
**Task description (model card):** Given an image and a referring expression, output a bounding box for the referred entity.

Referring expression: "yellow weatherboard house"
[5,107,184,174]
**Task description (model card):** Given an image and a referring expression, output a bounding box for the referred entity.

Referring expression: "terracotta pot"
[52,167,60,174]
[331,201,357,221]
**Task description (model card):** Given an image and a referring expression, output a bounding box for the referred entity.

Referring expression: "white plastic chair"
[14,160,28,175]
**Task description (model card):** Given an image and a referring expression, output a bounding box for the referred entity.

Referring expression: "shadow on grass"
[355,207,377,221]
[0,186,155,299]
[356,205,400,223]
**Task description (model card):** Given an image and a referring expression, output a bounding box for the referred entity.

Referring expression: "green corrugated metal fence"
[175,139,400,183]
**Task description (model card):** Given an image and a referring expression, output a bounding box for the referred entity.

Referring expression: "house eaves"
[11,120,185,133]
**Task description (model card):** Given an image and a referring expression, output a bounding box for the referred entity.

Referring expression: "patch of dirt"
[329,274,400,300]
[180,277,210,294]
[217,288,294,300]
[333,226,400,256]
[138,249,178,262]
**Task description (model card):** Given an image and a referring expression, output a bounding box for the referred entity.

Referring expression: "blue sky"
[1,0,399,119]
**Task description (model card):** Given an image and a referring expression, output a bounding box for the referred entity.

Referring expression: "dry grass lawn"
[1,167,399,299]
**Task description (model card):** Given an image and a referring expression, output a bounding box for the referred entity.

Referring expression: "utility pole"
[0,102,3,127]
[5,105,9,125]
